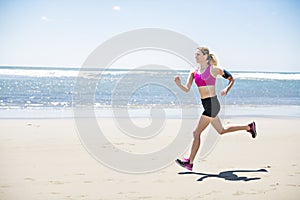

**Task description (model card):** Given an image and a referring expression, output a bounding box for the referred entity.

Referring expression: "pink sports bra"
[194,65,216,87]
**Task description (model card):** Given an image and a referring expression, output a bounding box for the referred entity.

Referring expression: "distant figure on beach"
[174,47,257,171]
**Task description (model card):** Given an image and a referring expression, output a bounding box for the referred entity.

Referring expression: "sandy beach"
[1,117,300,199]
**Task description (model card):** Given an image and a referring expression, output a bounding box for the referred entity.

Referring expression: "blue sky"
[0,0,299,72]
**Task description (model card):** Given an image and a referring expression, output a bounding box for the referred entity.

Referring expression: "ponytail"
[207,53,218,66]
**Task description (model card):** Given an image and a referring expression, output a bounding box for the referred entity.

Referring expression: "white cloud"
[40,16,54,22]
[112,6,121,11]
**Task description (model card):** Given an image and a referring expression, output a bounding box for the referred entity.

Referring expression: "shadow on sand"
[178,169,268,182]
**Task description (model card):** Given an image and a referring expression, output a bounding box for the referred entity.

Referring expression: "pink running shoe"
[175,159,193,171]
[247,121,257,138]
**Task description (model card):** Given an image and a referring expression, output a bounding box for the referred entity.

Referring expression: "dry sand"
[1,117,300,199]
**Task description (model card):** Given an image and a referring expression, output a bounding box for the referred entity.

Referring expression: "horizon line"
[0,65,299,73]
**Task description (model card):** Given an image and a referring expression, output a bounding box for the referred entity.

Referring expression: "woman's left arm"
[213,66,235,96]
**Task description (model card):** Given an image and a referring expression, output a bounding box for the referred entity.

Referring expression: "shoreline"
[1,104,300,119]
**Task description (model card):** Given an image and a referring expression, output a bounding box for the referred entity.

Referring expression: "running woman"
[174,47,257,171]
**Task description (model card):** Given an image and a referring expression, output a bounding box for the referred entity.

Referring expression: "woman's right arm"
[174,70,194,93]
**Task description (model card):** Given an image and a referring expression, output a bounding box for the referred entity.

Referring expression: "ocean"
[0,66,299,119]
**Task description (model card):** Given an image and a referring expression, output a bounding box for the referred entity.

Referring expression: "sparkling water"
[1,66,299,118]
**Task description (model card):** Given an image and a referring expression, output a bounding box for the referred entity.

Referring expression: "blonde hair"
[197,47,218,66]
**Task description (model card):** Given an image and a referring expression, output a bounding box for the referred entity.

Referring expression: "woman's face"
[195,49,207,64]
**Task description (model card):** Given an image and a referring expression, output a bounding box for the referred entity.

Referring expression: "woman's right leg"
[189,115,212,163]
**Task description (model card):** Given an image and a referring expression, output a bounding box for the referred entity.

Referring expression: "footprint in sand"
[138,196,152,199]
[83,181,92,183]
[0,185,11,188]
[24,177,35,181]
[51,192,61,195]
[49,180,65,185]
[287,184,297,187]
[75,173,85,176]
[27,123,40,128]
[233,191,256,196]
[103,178,114,182]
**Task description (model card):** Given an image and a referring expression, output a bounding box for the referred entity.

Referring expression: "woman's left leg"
[189,115,213,163]
[175,115,212,171]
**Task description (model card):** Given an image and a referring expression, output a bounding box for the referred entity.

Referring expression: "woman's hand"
[220,88,228,96]
[174,71,193,93]
[174,76,181,86]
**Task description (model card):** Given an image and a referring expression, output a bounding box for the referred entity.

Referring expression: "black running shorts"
[201,96,220,118]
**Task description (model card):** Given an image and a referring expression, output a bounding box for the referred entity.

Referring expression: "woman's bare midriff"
[198,86,216,99]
